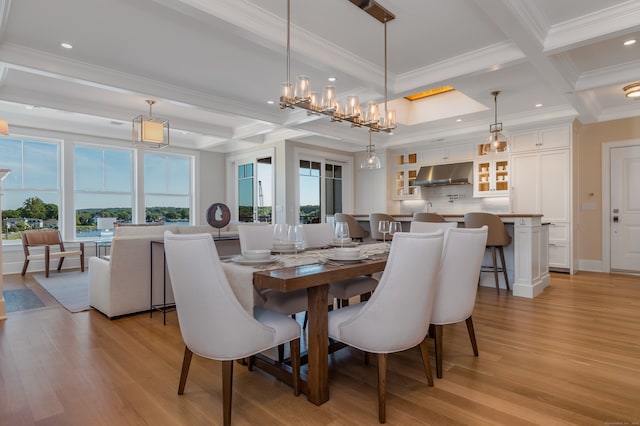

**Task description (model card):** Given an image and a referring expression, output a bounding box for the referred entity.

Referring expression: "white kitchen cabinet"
[422,143,473,165]
[473,155,509,197]
[511,149,571,270]
[392,151,421,200]
[511,125,570,152]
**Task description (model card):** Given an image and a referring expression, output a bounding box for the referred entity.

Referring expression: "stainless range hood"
[414,161,474,186]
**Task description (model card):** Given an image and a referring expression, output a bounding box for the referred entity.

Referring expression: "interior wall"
[576,115,640,265]
[198,150,226,225]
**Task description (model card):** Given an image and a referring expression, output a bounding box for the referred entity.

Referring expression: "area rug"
[3,288,46,313]
[33,271,92,313]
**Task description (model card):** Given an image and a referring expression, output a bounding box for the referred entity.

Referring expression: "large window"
[1,137,60,241]
[298,157,347,224]
[74,145,133,238]
[144,153,191,224]
[237,157,273,223]
[299,160,321,224]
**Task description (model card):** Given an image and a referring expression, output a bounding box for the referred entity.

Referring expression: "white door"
[610,145,640,272]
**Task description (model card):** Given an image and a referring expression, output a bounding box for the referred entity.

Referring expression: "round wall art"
[206,203,231,229]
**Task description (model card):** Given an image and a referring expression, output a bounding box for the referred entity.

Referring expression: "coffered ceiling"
[0,0,638,153]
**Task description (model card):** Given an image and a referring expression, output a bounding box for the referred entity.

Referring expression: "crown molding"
[394,41,525,95]
[544,1,640,54]
[501,0,549,47]
[575,59,640,91]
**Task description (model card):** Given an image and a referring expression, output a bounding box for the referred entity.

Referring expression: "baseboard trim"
[578,259,603,273]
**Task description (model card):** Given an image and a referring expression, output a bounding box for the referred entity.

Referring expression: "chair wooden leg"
[222,360,233,426]
[341,299,349,307]
[178,346,193,395]
[21,260,29,276]
[465,316,479,357]
[377,353,387,423]
[290,338,301,396]
[57,257,64,272]
[498,246,510,290]
[360,291,372,302]
[418,336,434,386]
[364,351,370,365]
[491,247,499,293]
[80,253,85,272]
[432,324,444,379]
[277,344,285,362]
[45,246,50,278]
[302,312,308,330]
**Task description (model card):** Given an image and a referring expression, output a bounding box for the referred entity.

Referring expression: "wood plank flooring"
[1,271,639,425]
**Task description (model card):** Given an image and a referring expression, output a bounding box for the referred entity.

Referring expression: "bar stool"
[334,213,369,241]
[369,213,395,241]
[463,212,511,293]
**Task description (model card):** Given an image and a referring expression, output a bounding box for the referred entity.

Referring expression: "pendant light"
[360,131,381,169]
[132,99,170,149]
[483,91,509,155]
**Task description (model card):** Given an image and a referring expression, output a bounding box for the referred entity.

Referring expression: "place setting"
[230,250,279,266]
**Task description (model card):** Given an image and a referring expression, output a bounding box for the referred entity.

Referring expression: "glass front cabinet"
[392,152,420,200]
[474,154,509,197]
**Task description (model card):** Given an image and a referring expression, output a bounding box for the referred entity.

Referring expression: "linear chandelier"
[279,0,397,134]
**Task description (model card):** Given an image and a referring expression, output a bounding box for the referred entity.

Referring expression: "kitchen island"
[348,213,550,298]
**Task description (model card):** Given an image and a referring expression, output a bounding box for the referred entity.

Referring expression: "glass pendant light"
[360,132,382,169]
[483,91,509,155]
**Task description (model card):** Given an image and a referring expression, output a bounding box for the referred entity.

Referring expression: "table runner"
[222,243,388,312]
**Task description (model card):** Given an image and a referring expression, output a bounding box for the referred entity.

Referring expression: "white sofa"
[89,223,241,318]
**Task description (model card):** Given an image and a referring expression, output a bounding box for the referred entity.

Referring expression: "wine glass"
[273,223,288,246]
[334,221,350,247]
[388,221,402,243]
[378,220,389,244]
[288,224,305,254]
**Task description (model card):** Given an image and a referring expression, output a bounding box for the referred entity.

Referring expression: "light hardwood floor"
[1,271,639,425]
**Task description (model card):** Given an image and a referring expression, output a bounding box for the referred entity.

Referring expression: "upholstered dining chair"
[429,226,488,378]
[409,221,457,233]
[412,212,446,222]
[163,231,301,426]
[327,232,444,423]
[464,212,511,293]
[302,223,379,308]
[368,213,395,241]
[334,213,369,241]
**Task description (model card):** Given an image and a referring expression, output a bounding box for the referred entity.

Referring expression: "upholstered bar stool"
[463,212,511,293]
[334,213,369,241]
[369,213,394,241]
[412,212,446,222]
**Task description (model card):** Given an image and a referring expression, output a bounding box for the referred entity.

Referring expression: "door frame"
[601,139,640,273]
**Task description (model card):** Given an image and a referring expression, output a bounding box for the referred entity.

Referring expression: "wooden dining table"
[252,253,387,406]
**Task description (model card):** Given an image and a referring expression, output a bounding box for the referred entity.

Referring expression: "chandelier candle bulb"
[295,75,311,101]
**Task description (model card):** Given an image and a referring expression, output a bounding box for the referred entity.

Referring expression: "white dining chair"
[302,223,379,309]
[327,231,444,423]
[237,223,273,251]
[163,231,301,426]
[430,226,488,378]
[409,221,457,233]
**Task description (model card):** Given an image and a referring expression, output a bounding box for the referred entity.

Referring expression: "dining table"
[221,243,388,406]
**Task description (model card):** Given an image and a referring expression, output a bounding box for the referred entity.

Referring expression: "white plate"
[326,254,369,263]
[231,256,279,265]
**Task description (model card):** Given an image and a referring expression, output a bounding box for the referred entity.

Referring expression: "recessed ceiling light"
[328,77,337,82]
[25,105,34,110]
[267,100,274,105]
[456,118,462,122]
[60,42,73,49]
[110,120,124,125]
[623,39,636,46]
[535,103,543,107]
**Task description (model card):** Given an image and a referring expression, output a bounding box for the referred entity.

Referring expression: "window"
[144,153,191,225]
[299,160,321,224]
[235,155,273,223]
[1,137,59,242]
[325,163,343,216]
[74,145,133,238]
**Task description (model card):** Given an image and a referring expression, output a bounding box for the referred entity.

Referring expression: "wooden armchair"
[21,230,84,277]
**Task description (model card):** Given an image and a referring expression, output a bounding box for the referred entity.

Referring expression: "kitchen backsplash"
[397,184,510,215]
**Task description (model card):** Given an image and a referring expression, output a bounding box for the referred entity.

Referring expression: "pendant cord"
[384,21,388,113]
[286,0,291,87]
